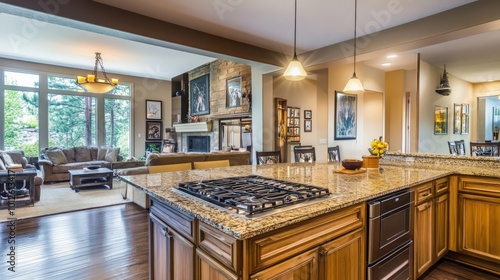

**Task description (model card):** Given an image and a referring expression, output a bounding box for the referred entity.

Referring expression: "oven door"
[367,240,412,280]
[368,191,413,264]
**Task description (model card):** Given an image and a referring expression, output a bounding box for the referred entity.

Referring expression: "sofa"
[116,151,250,209]
[116,151,250,176]
[0,150,44,202]
[39,146,123,183]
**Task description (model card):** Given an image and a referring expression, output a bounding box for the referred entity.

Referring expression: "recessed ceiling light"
[381,62,392,66]
[386,54,398,58]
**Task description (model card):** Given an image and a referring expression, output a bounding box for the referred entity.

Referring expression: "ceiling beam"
[0,0,288,68]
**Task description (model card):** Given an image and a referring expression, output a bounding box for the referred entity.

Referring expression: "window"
[48,94,96,147]
[5,71,39,88]
[105,98,131,158]
[2,70,132,157]
[3,90,39,156]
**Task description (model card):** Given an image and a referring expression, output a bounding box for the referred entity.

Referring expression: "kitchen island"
[119,154,500,279]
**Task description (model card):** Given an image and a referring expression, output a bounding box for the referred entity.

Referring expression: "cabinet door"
[149,213,195,280]
[197,249,239,280]
[319,228,365,280]
[250,249,318,280]
[458,193,500,264]
[435,193,449,260]
[414,200,434,278]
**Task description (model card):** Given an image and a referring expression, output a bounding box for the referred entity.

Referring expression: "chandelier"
[77,52,118,94]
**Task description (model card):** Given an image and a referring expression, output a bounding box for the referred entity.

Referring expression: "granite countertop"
[120,157,497,240]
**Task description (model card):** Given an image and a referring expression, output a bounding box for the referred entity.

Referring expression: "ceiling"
[2,0,500,83]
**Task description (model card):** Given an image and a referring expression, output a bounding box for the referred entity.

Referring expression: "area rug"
[0,179,131,222]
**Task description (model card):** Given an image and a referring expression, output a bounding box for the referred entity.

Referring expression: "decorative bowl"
[341,159,363,170]
[86,165,100,170]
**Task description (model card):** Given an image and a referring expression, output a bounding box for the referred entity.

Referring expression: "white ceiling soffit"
[0,13,216,80]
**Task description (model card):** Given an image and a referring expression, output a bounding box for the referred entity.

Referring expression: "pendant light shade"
[284,0,307,81]
[344,0,364,93]
[77,52,118,94]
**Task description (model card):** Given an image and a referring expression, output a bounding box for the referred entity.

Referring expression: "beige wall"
[273,76,321,162]
[418,60,473,154]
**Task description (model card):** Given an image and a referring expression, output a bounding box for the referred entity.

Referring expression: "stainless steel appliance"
[177,175,331,218]
[367,189,414,280]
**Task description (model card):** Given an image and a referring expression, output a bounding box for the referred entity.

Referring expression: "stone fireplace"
[186,136,210,153]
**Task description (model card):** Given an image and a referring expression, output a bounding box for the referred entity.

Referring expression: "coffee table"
[69,168,114,192]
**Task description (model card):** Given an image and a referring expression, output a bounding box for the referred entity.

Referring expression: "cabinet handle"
[319,246,328,258]
[421,192,430,197]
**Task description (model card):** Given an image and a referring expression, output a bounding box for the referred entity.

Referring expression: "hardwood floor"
[421,259,500,280]
[0,204,149,280]
[2,203,499,280]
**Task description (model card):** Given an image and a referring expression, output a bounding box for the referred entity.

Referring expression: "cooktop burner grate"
[177,175,330,217]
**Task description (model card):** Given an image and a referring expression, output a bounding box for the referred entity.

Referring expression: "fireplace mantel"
[173,121,213,133]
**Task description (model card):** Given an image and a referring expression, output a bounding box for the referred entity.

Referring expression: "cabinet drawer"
[435,177,449,196]
[150,199,196,242]
[414,182,434,204]
[248,203,365,273]
[198,222,241,273]
[458,176,500,198]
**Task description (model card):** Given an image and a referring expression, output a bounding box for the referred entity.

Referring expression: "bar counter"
[119,152,500,239]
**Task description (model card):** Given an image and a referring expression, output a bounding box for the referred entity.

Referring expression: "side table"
[0,169,37,208]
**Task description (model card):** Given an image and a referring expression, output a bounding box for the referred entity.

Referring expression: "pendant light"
[283,0,307,81]
[77,52,118,94]
[343,0,364,93]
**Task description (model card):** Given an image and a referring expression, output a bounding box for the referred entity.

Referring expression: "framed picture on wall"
[454,103,469,134]
[434,106,448,135]
[226,76,242,108]
[146,100,162,120]
[146,121,162,140]
[304,119,312,132]
[334,91,357,140]
[304,110,312,119]
[190,74,210,116]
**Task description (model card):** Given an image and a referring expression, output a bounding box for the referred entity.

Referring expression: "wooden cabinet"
[150,197,365,280]
[250,249,318,280]
[435,193,449,259]
[456,176,500,270]
[248,203,365,280]
[414,199,434,278]
[319,228,365,280]
[412,177,449,279]
[149,200,196,280]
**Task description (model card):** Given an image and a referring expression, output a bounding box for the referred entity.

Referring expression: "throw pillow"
[62,148,76,163]
[46,149,68,165]
[97,147,108,160]
[6,151,24,165]
[1,152,14,166]
[105,147,120,163]
[74,146,92,162]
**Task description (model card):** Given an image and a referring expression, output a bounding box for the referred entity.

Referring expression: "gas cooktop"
[176,175,331,218]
